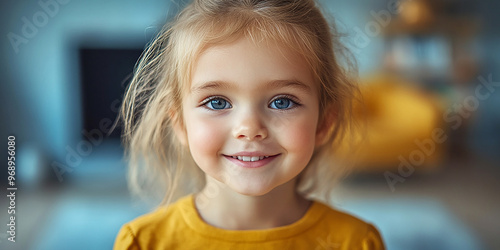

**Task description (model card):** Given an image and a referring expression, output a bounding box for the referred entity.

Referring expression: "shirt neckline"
[179,194,328,242]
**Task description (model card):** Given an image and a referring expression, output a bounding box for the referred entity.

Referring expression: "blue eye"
[270,97,294,109]
[205,98,231,110]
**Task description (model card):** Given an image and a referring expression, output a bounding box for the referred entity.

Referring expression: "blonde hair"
[120,0,358,207]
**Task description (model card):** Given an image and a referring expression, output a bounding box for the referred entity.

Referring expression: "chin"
[229,182,280,197]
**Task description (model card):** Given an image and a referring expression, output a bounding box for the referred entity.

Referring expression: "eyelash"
[199,95,301,111]
[200,96,232,110]
[269,95,301,110]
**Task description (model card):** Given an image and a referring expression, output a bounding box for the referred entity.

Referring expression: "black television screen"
[79,48,143,141]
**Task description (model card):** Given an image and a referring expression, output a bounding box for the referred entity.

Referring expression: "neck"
[194,177,311,230]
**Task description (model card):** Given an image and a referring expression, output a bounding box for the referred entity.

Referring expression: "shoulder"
[314,201,370,230]
[126,195,191,235]
[309,201,385,250]
[113,196,193,250]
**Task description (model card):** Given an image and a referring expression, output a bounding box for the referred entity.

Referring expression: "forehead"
[189,37,316,93]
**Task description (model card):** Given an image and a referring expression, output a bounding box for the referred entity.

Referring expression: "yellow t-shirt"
[114,195,385,249]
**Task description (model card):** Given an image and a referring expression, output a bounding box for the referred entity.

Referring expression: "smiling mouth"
[223,154,280,168]
[229,156,269,162]
[224,154,280,162]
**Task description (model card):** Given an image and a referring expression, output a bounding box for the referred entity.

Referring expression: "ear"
[315,106,337,146]
[170,111,188,146]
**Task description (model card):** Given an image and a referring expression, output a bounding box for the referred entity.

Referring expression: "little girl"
[114,0,384,249]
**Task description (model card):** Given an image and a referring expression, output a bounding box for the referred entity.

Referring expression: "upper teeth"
[231,156,269,162]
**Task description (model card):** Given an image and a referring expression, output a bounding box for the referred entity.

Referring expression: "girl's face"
[179,37,324,196]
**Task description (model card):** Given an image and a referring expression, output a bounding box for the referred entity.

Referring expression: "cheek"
[277,115,318,154]
[185,115,226,161]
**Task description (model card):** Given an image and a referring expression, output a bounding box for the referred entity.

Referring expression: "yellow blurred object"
[335,73,445,172]
[399,0,434,27]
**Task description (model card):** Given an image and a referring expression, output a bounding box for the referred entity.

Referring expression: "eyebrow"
[190,79,312,94]
[191,81,231,94]
[267,80,312,93]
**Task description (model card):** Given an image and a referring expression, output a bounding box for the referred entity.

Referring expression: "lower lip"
[224,155,280,168]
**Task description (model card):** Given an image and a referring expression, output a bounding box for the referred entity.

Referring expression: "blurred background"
[0,0,499,249]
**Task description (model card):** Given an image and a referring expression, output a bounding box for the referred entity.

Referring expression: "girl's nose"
[232,110,268,141]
